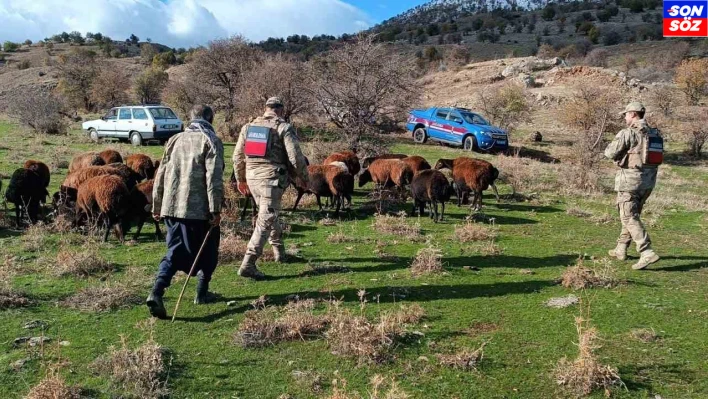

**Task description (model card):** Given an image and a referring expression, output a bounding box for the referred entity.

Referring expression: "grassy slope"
[1,120,707,398]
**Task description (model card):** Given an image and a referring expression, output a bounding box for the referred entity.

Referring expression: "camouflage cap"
[620,101,645,115]
[266,97,284,107]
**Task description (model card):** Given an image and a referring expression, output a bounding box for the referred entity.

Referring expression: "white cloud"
[0,0,372,47]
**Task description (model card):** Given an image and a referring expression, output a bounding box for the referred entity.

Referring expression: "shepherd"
[146,105,225,319]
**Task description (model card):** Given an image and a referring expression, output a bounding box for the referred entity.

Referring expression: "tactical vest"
[626,126,663,169]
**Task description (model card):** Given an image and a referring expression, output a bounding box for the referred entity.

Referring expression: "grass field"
[1,119,707,398]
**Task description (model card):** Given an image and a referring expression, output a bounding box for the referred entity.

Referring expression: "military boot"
[632,250,660,270]
[238,255,266,280]
[146,292,167,319]
[608,244,628,261]
[273,245,287,263]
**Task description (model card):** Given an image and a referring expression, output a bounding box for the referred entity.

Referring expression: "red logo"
[663,1,708,37]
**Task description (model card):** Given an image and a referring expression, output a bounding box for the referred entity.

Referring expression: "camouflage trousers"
[616,190,653,253]
[245,178,284,260]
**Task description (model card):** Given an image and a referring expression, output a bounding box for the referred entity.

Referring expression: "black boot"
[194,275,216,304]
[146,290,167,319]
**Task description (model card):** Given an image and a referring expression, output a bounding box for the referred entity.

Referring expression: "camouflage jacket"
[153,120,225,220]
[604,119,658,192]
[233,110,309,187]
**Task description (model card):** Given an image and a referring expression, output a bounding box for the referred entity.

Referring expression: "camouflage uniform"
[232,98,309,276]
[604,108,659,269]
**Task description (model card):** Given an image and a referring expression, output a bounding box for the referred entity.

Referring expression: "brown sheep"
[61,164,138,190]
[358,159,413,189]
[69,152,105,173]
[293,165,354,216]
[75,175,131,243]
[123,179,163,241]
[362,154,407,168]
[410,169,453,222]
[324,151,361,176]
[125,153,155,180]
[99,149,123,164]
[401,156,431,174]
[23,160,50,188]
[434,158,499,210]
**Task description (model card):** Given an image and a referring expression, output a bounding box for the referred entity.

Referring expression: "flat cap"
[620,101,645,115]
[266,97,283,107]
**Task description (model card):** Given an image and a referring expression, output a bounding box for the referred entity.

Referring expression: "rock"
[530,132,543,142]
[519,269,535,275]
[11,358,30,371]
[23,320,47,330]
[226,301,237,307]
[544,295,579,309]
[502,65,518,77]
[59,341,70,347]
[29,337,51,347]
[518,73,535,88]
[13,337,30,346]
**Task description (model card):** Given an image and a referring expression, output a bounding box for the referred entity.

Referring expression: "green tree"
[541,5,556,21]
[133,68,168,104]
[589,27,600,44]
[3,41,20,52]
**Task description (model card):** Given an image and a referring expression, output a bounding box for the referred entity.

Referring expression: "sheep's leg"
[432,201,439,223]
[440,201,446,222]
[102,215,111,242]
[411,199,418,217]
[113,218,125,244]
[475,190,483,211]
[491,183,500,203]
[134,213,145,240]
[292,190,305,211]
[14,206,21,227]
[153,218,163,240]
[240,197,249,221]
[455,186,462,207]
[334,195,341,217]
[345,193,352,208]
[316,195,323,211]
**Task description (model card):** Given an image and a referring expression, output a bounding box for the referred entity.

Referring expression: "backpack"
[627,126,663,168]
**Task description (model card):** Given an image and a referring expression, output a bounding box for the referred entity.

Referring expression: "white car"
[82,105,183,146]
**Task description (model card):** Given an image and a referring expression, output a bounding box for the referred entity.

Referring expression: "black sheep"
[5,168,48,226]
[410,169,453,223]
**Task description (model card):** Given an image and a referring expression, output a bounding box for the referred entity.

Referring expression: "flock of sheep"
[2,147,500,243]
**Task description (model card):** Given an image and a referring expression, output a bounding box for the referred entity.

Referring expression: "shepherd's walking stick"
[171,226,215,323]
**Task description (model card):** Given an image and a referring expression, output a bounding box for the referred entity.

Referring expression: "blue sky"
[0,0,430,47]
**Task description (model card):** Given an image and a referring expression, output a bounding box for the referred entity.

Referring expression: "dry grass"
[555,316,623,397]
[21,222,51,252]
[437,342,487,371]
[60,283,142,312]
[25,372,82,399]
[54,243,113,278]
[327,230,357,243]
[410,246,444,276]
[561,257,619,290]
[218,232,274,264]
[319,217,338,226]
[480,241,504,256]
[454,221,497,242]
[373,212,421,239]
[327,375,410,399]
[234,299,330,348]
[326,303,425,364]
[93,336,170,399]
[630,328,659,343]
[0,255,31,309]
[566,207,593,218]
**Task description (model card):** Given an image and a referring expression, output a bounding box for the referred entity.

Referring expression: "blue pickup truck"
[406,107,509,152]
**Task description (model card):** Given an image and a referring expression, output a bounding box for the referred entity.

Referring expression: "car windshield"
[149,108,178,120]
[460,111,488,125]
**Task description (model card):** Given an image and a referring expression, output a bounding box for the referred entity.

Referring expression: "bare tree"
[133,68,168,104]
[239,53,314,122]
[162,79,197,120]
[185,36,263,137]
[475,83,530,139]
[90,64,130,109]
[307,35,420,144]
[56,48,98,111]
[560,84,621,191]
[685,113,708,157]
[9,90,68,134]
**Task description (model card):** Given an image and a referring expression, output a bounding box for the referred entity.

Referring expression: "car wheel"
[89,129,99,143]
[130,132,143,147]
[413,127,428,144]
[463,136,476,152]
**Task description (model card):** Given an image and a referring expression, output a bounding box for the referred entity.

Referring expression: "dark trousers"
[153,217,220,295]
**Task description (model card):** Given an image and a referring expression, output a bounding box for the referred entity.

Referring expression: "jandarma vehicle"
[406,107,509,152]
[82,105,183,146]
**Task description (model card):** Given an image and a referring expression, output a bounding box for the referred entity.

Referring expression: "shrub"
[602,30,621,46]
[56,48,99,111]
[651,86,676,117]
[140,43,156,65]
[685,114,708,157]
[90,65,130,109]
[8,90,67,135]
[23,39,33,46]
[25,372,81,399]
[410,246,444,276]
[536,43,556,58]
[455,221,497,242]
[475,83,530,138]
[588,27,600,44]
[16,60,31,70]
[583,48,608,67]
[233,300,329,348]
[561,257,619,289]
[54,243,113,278]
[152,51,176,70]
[133,68,168,104]
[3,41,20,52]
[541,5,556,21]
[373,212,421,239]
[675,58,708,105]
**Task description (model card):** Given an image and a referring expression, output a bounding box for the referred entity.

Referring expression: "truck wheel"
[463,136,477,152]
[130,132,143,147]
[89,129,99,143]
[413,127,428,144]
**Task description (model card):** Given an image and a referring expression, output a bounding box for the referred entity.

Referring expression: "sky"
[0,0,428,48]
